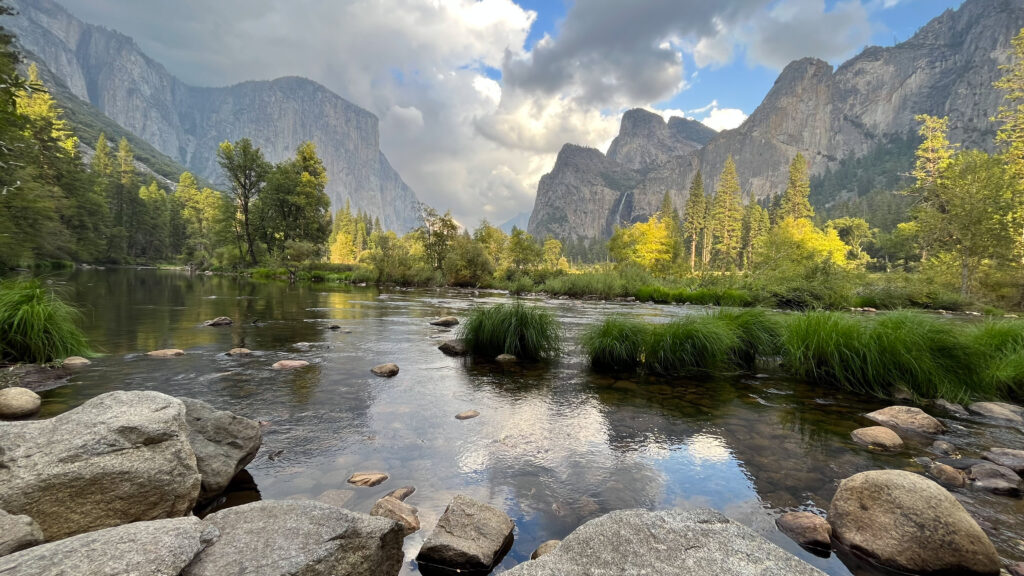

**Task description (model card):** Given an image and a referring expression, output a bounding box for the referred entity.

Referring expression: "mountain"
[499,211,532,234]
[529,0,1024,241]
[5,0,423,232]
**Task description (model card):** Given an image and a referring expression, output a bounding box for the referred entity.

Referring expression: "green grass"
[581,317,647,371]
[644,315,740,376]
[459,302,562,360]
[714,308,783,370]
[0,278,91,364]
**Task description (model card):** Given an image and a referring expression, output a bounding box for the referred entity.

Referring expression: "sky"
[55,0,964,228]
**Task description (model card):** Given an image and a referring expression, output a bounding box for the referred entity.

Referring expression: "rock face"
[850,426,904,451]
[605,109,711,171]
[8,0,422,232]
[0,516,218,576]
[416,495,515,574]
[0,391,201,541]
[504,508,824,575]
[179,397,262,499]
[182,500,404,576]
[0,509,44,556]
[828,470,1000,576]
[528,0,1024,241]
[776,511,832,553]
[865,405,945,435]
[0,387,41,418]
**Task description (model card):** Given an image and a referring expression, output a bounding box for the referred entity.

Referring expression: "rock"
[385,486,416,502]
[850,426,903,451]
[0,387,41,419]
[933,399,969,417]
[982,447,1024,475]
[430,316,459,327]
[182,500,404,576]
[271,359,309,370]
[929,440,957,456]
[348,472,389,487]
[1010,562,1024,576]
[775,511,832,553]
[416,494,515,574]
[828,470,999,576]
[317,489,355,508]
[147,348,185,357]
[438,339,468,357]
[928,462,966,488]
[496,354,517,363]
[0,517,217,576]
[226,348,251,356]
[0,509,44,556]
[503,508,824,575]
[371,363,399,377]
[968,402,1024,425]
[62,356,91,366]
[530,540,560,560]
[966,462,1023,497]
[0,391,201,541]
[371,496,420,536]
[935,457,990,470]
[179,397,262,499]
[329,324,342,330]
[203,316,233,327]
[455,410,480,420]
[865,405,945,434]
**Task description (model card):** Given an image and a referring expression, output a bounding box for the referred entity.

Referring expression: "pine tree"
[778,153,813,221]
[909,115,956,261]
[741,203,770,270]
[681,171,706,273]
[711,157,743,269]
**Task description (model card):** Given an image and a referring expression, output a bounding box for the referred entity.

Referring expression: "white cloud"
[700,107,748,131]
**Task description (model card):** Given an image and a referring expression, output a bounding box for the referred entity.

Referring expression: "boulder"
[317,489,355,509]
[182,500,403,576]
[0,387,41,419]
[438,340,468,357]
[530,540,560,560]
[496,354,518,363]
[385,486,416,502]
[0,516,217,576]
[933,399,969,417]
[371,496,420,536]
[416,494,515,574]
[348,472,389,487]
[503,508,824,575]
[966,462,1023,497]
[850,426,903,451]
[968,402,1024,425]
[62,356,91,367]
[936,457,989,470]
[455,410,480,420]
[865,405,945,434]
[147,349,185,357]
[180,397,262,499]
[828,470,999,576]
[0,391,201,541]
[0,509,43,556]
[929,440,957,456]
[775,511,832,553]
[430,316,460,327]
[927,462,966,488]
[203,317,233,327]
[371,363,400,377]
[226,348,251,356]
[271,359,309,370]
[982,447,1024,475]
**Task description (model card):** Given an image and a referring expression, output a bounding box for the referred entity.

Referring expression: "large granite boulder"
[0,517,217,576]
[416,494,515,574]
[503,508,824,575]
[865,406,945,434]
[180,397,262,499]
[183,500,403,576]
[0,509,43,557]
[0,391,201,541]
[828,470,999,576]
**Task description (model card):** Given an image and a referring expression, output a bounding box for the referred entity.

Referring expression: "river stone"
[317,489,355,508]
[62,356,91,366]
[385,486,416,502]
[503,508,824,575]
[850,426,903,451]
[183,500,403,576]
[865,405,945,434]
[929,440,957,456]
[828,470,999,576]
[226,348,251,356]
[271,359,308,370]
[933,399,969,417]
[928,462,966,488]
[776,511,832,552]
[0,391,201,541]
[0,516,217,576]
[348,472,389,487]
[982,447,1024,475]
[147,348,185,357]
[968,402,1024,425]
[371,363,400,377]
[416,494,515,573]
[455,409,480,420]
[430,316,460,327]
[496,354,518,363]
[203,316,233,327]
[438,339,468,357]
[180,397,262,499]
[1010,562,1024,576]
[0,387,41,418]
[0,509,44,556]
[530,540,560,560]
[371,496,420,536]
[966,462,1023,497]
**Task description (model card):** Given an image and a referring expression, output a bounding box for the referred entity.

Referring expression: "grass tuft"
[0,278,91,364]
[459,301,562,360]
[581,317,647,371]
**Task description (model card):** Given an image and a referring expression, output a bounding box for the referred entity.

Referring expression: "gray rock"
[316,489,355,509]
[496,354,518,363]
[62,356,91,366]
[430,316,459,327]
[967,462,1023,497]
[776,511,832,552]
[933,399,969,417]
[0,387,41,419]
[438,339,468,357]
[203,316,233,327]
[929,440,957,456]
[271,359,308,370]
[968,402,1024,425]
[0,516,217,576]
[0,391,201,541]
[371,363,399,377]
[865,405,945,435]
[226,348,251,356]
[936,457,990,470]
[0,509,43,556]
[180,397,262,499]
[183,500,403,576]
[850,426,903,451]
[530,540,560,560]
[371,496,419,536]
[982,447,1024,475]
[504,508,824,575]
[416,494,515,573]
[828,470,999,576]
[455,410,480,420]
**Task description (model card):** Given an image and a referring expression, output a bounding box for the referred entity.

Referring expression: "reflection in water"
[34,269,1024,575]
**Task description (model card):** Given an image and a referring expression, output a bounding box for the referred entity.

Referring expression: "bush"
[0,278,91,364]
[581,317,647,371]
[459,301,562,360]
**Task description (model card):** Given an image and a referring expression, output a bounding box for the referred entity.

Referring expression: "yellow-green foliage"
[608,215,675,275]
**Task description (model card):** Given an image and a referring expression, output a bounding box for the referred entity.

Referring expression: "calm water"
[31,269,1024,574]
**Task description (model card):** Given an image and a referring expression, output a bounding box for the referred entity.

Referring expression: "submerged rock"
[776,511,832,554]
[0,517,217,576]
[929,440,957,456]
[455,410,480,420]
[0,391,201,541]
[496,354,518,363]
[0,387,41,419]
[850,426,903,451]
[438,339,468,357]
[62,356,91,367]
[828,470,999,576]
[430,316,460,327]
[0,509,44,557]
[371,363,400,377]
[982,447,1024,475]
[348,472,389,487]
[147,348,185,357]
[371,496,420,536]
[865,406,945,434]
[226,348,251,356]
[967,402,1024,425]
[317,489,355,509]
[933,399,969,417]
[203,317,233,327]
[927,462,966,488]
[180,397,262,500]
[416,494,515,574]
[271,359,309,370]
[966,462,1023,497]
[503,508,824,575]
[530,540,560,560]
[183,500,403,576]
[385,486,416,502]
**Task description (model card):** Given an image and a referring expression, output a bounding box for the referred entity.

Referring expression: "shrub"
[459,302,562,360]
[581,317,647,371]
[0,278,91,364]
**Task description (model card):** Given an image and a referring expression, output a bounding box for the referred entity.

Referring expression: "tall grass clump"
[0,278,90,364]
[782,312,870,392]
[714,308,783,369]
[968,321,1024,399]
[581,317,648,371]
[459,302,562,360]
[643,315,740,376]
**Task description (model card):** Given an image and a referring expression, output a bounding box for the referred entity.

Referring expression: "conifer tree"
[778,153,813,221]
[681,171,706,273]
[711,157,743,269]
[741,202,770,270]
